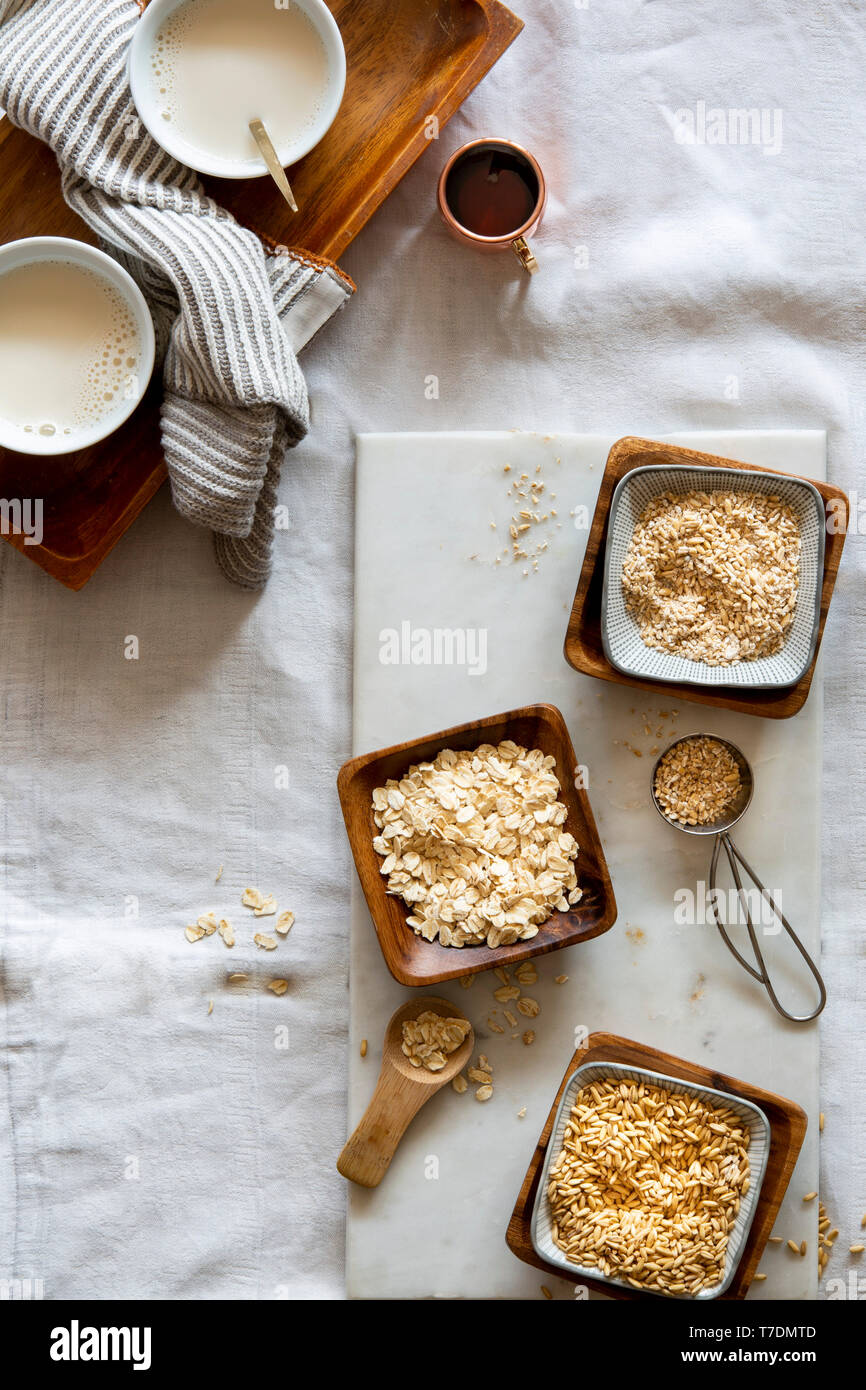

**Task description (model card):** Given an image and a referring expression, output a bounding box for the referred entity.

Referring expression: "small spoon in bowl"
[337,996,475,1188]
[249,118,298,213]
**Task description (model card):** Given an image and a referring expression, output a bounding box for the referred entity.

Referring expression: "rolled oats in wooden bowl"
[531,1061,770,1300]
[337,704,617,987]
[601,465,825,689]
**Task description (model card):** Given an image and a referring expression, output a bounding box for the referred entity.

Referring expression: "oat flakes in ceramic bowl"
[601,465,825,689]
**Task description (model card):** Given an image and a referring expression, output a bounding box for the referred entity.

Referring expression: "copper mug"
[437,138,546,275]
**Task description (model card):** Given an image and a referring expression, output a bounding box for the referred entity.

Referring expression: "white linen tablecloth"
[1,0,864,1299]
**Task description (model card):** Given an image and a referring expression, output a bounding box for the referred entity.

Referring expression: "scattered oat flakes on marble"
[253,933,278,951]
[185,924,206,943]
[275,910,295,935]
[218,918,235,947]
[475,1084,494,1102]
[242,887,264,910]
[254,894,277,917]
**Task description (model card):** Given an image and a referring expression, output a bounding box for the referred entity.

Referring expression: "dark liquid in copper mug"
[444,144,539,238]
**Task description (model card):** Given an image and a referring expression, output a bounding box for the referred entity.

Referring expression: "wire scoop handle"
[709,833,826,1023]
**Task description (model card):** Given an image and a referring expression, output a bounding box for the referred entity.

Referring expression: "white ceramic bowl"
[531,1060,771,1300]
[601,464,826,689]
[128,0,346,180]
[0,237,156,458]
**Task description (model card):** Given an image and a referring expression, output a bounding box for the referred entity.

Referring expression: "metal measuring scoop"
[650,734,826,1023]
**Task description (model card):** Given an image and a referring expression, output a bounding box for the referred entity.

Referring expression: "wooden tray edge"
[314,0,525,261]
[2,465,167,590]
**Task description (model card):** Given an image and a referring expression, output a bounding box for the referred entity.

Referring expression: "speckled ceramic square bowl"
[530,1060,771,1300]
[601,464,825,689]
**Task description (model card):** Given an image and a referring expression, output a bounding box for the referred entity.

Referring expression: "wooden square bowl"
[337,703,617,986]
[507,1032,808,1300]
[564,437,849,719]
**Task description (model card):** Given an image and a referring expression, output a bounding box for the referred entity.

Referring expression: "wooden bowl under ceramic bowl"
[601,463,826,690]
[337,703,617,987]
[564,437,849,719]
[507,1032,808,1301]
[530,1060,771,1299]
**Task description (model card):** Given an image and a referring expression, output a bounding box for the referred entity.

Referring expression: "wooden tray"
[0,0,523,589]
[506,1031,808,1301]
[338,703,617,987]
[563,437,849,719]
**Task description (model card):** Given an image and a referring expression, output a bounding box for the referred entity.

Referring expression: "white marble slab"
[347,431,824,1300]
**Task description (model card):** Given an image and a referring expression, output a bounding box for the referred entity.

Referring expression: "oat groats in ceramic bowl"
[531,1061,771,1299]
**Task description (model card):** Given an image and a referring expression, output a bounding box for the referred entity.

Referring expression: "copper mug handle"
[511,235,539,275]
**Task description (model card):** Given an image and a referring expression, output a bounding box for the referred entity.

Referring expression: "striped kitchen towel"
[0,0,354,589]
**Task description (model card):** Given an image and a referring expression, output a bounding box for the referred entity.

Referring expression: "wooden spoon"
[337,996,475,1188]
[249,118,299,214]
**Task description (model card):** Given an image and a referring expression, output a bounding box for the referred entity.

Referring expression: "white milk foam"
[150,0,330,164]
[0,260,142,443]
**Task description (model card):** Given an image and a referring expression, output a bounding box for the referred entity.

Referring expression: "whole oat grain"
[547,1077,751,1294]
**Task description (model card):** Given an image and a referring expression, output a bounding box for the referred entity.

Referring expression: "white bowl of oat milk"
[129,0,346,180]
[0,238,156,457]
